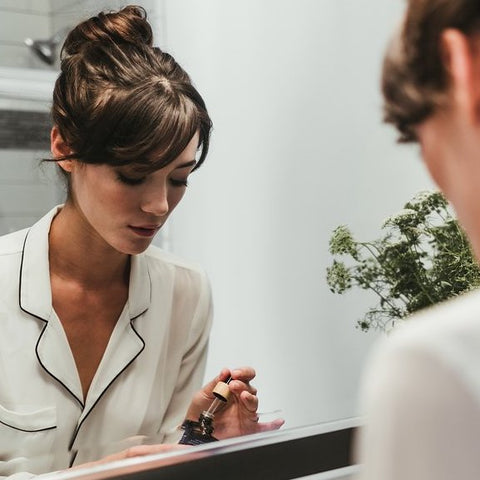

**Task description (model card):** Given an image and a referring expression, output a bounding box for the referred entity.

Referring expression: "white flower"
[408,190,435,206]
[382,208,417,227]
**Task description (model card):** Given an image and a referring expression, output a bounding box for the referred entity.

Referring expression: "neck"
[49,203,130,289]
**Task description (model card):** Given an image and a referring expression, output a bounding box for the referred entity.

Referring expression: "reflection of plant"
[326,191,480,333]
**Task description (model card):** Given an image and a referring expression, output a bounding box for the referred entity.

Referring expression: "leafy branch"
[326,191,480,332]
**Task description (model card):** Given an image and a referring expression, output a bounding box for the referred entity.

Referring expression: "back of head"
[52,5,212,172]
[381,0,480,142]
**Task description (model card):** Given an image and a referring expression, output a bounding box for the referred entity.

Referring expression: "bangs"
[103,84,200,172]
[79,80,210,172]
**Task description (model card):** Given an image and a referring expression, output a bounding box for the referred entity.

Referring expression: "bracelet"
[180,419,197,431]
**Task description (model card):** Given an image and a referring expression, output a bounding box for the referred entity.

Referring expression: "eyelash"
[170,178,189,187]
[117,173,145,186]
[117,174,189,188]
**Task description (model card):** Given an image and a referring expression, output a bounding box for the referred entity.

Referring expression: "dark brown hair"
[51,5,212,175]
[382,0,480,142]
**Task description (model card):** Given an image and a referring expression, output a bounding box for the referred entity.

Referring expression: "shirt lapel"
[19,206,84,406]
[19,207,151,414]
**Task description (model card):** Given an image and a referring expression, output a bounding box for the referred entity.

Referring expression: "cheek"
[168,188,187,211]
[74,170,131,211]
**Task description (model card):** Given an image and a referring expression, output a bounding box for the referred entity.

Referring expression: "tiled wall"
[0,1,164,71]
[0,148,60,234]
[0,1,52,69]
[0,93,60,234]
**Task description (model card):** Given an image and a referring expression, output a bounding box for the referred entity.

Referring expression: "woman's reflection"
[0,5,282,477]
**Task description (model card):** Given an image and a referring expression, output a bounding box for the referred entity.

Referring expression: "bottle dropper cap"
[212,376,231,402]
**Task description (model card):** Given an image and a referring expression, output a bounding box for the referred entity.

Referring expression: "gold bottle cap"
[212,381,231,402]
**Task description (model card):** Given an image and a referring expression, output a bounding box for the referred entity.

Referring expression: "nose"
[141,184,169,217]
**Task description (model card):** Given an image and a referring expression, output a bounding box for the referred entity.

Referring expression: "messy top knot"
[61,5,153,57]
[51,5,212,182]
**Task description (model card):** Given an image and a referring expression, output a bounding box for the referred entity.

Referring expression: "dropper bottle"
[179,377,231,445]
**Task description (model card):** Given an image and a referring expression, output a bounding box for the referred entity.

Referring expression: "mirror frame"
[49,418,361,480]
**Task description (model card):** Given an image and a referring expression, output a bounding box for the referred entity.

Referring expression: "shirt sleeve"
[157,268,214,444]
[355,346,480,480]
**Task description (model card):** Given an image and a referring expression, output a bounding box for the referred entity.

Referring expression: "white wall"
[161,0,435,429]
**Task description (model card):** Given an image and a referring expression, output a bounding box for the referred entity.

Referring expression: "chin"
[111,239,153,256]
[126,243,152,255]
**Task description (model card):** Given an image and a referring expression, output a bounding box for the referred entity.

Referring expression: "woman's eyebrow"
[175,160,197,169]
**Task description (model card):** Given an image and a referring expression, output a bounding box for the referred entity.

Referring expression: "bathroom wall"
[0,66,59,234]
[0,1,51,69]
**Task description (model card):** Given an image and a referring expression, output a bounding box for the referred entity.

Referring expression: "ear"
[51,126,74,173]
[441,29,480,125]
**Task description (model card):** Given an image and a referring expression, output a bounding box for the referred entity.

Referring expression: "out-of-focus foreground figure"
[357,2,480,479]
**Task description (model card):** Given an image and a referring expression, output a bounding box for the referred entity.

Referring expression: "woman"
[357,1,480,479]
[0,5,282,477]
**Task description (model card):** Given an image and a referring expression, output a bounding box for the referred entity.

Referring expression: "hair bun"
[62,5,153,57]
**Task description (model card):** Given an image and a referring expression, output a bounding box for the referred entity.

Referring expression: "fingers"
[255,418,285,433]
[230,366,256,382]
[202,367,231,392]
[228,366,258,398]
[83,443,191,468]
[123,443,189,458]
[208,366,256,391]
[214,367,258,402]
[229,379,258,396]
[240,390,258,410]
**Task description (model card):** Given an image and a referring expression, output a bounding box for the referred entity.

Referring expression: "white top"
[356,288,480,480]
[0,207,213,478]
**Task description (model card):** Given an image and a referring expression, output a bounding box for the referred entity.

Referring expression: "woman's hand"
[71,443,190,470]
[185,367,284,439]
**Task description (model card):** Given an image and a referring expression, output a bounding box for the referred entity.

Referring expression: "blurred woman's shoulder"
[362,288,480,408]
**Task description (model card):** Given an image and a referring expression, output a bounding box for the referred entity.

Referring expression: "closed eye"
[117,173,146,186]
[170,178,189,187]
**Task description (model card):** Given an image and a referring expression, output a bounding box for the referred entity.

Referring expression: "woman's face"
[66,132,200,255]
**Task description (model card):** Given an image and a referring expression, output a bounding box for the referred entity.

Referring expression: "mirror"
[0,0,434,472]
[163,0,434,429]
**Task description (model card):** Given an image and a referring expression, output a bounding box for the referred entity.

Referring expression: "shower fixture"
[24,27,70,66]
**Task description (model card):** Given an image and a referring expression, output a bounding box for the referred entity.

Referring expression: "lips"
[129,225,160,237]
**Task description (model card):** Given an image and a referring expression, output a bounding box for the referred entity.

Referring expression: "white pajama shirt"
[0,207,213,477]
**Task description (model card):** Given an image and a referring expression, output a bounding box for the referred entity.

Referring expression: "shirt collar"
[19,205,151,321]
[19,205,59,321]
[128,251,150,319]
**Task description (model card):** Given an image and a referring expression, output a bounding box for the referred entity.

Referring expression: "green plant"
[326,190,480,332]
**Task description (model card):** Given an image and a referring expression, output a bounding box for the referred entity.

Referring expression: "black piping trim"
[19,228,84,409]
[18,229,29,312]
[19,228,148,465]
[34,323,84,407]
[68,318,146,462]
[0,419,57,433]
[69,449,78,467]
